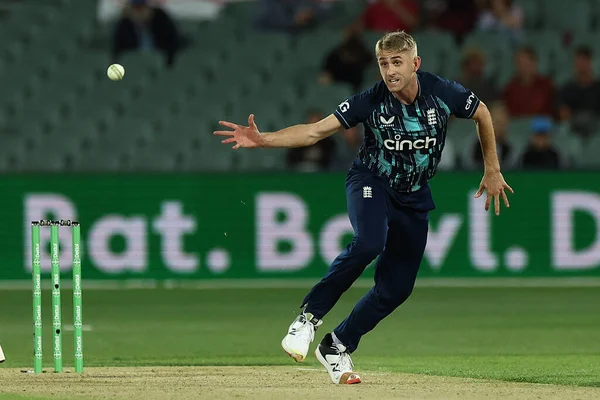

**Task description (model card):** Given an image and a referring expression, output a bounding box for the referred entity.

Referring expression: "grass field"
[1,284,600,399]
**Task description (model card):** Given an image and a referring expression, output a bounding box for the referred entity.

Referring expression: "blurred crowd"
[110,0,599,173]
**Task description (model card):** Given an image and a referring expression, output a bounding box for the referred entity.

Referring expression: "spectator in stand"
[476,0,523,44]
[472,102,513,168]
[423,0,478,42]
[255,0,322,33]
[521,117,561,169]
[503,47,555,118]
[112,0,181,68]
[360,0,420,33]
[286,109,337,172]
[557,46,600,139]
[319,27,373,92]
[456,47,499,104]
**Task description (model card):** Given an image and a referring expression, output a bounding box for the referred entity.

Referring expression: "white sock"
[331,332,343,346]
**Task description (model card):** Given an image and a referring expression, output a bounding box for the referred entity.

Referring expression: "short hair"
[574,46,593,59]
[517,46,537,61]
[375,31,418,59]
[461,46,486,66]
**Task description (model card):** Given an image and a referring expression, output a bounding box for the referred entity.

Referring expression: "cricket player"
[214,31,513,385]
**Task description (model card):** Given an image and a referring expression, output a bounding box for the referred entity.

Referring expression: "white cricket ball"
[107,64,125,81]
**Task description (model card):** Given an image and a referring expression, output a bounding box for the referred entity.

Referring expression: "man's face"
[515,51,537,77]
[532,133,551,149]
[377,50,419,93]
[574,54,593,78]
[464,54,485,78]
[130,3,151,23]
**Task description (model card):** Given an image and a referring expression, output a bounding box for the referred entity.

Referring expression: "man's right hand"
[214,114,264,149]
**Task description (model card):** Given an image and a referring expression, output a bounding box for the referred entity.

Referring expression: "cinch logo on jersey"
[465,93,476,110]
[384,135,437,151]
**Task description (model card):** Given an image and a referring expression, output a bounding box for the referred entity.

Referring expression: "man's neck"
[393,75,419,105]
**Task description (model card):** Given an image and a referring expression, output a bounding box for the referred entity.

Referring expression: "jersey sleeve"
[333,83,381,129]
[435,78,481,119]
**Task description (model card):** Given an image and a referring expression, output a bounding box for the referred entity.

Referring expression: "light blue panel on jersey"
[414,153,430,168]
[434,97,452,115]
[397,103,423,132]
[377,153,392,175]
[414,105,423,117]
[403,117,422,133]
[371,126,385,146]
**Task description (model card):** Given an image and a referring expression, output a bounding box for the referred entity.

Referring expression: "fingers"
[485,194,491,211]
[248,114,257,130]
[494,194,500,215]
[214,130,235,137]
[474,186,484,198]
[218,121,239,130]
[501,190,510,208]
[221,138,236,144]
[505,183,515,194]
[233,143,241,150]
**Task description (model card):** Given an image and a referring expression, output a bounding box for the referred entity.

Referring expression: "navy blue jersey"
[333,70,480,193]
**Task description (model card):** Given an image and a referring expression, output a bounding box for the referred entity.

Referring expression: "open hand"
[474,170,514,215]
[213,114,263,149]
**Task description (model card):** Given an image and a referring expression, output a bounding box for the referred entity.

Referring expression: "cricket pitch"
[1,366,599,400]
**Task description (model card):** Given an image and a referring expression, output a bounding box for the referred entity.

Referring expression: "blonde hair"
[375,31,418,59]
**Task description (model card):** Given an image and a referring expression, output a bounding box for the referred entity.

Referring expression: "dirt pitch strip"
[1,366,599,400]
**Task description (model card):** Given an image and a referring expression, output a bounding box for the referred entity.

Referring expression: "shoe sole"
[281,339,306,362]
[314,347,361,385]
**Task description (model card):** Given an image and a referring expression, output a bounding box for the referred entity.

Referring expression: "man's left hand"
[474,170,514,215]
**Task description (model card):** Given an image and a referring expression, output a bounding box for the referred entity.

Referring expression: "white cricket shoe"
[0,343,5,363]
[281,313,322,362]
[315,333,361,384]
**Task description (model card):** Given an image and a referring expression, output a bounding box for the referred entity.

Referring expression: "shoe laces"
[332,343,354,372]
[296,315,316,343]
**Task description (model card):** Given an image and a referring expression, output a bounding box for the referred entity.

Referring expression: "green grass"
[1,286,599,387]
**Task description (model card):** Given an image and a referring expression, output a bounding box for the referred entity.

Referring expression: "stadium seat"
[520,31,569,79]
[461,31,513,80]
[553,133,583,168]
[0,133,30,171]
[303,84,353,115]
[0,0,593,174]
[570,133,600,168]
[235,147,287,171]
[413,30,459,77]
[515,0,541,29]
[447,118,478,170]
[540,0,592,33]
[295,29,345,67]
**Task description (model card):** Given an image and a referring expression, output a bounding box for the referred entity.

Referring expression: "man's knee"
[349,235,385,263]
[377,284,414,310]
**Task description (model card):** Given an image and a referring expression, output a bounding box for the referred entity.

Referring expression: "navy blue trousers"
[302,160,431,353]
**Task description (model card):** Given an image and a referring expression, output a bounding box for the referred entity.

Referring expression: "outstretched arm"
[472,102,514,215]
[214,114,342,149]
[473,102,501,173]
[261,114,341,148]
